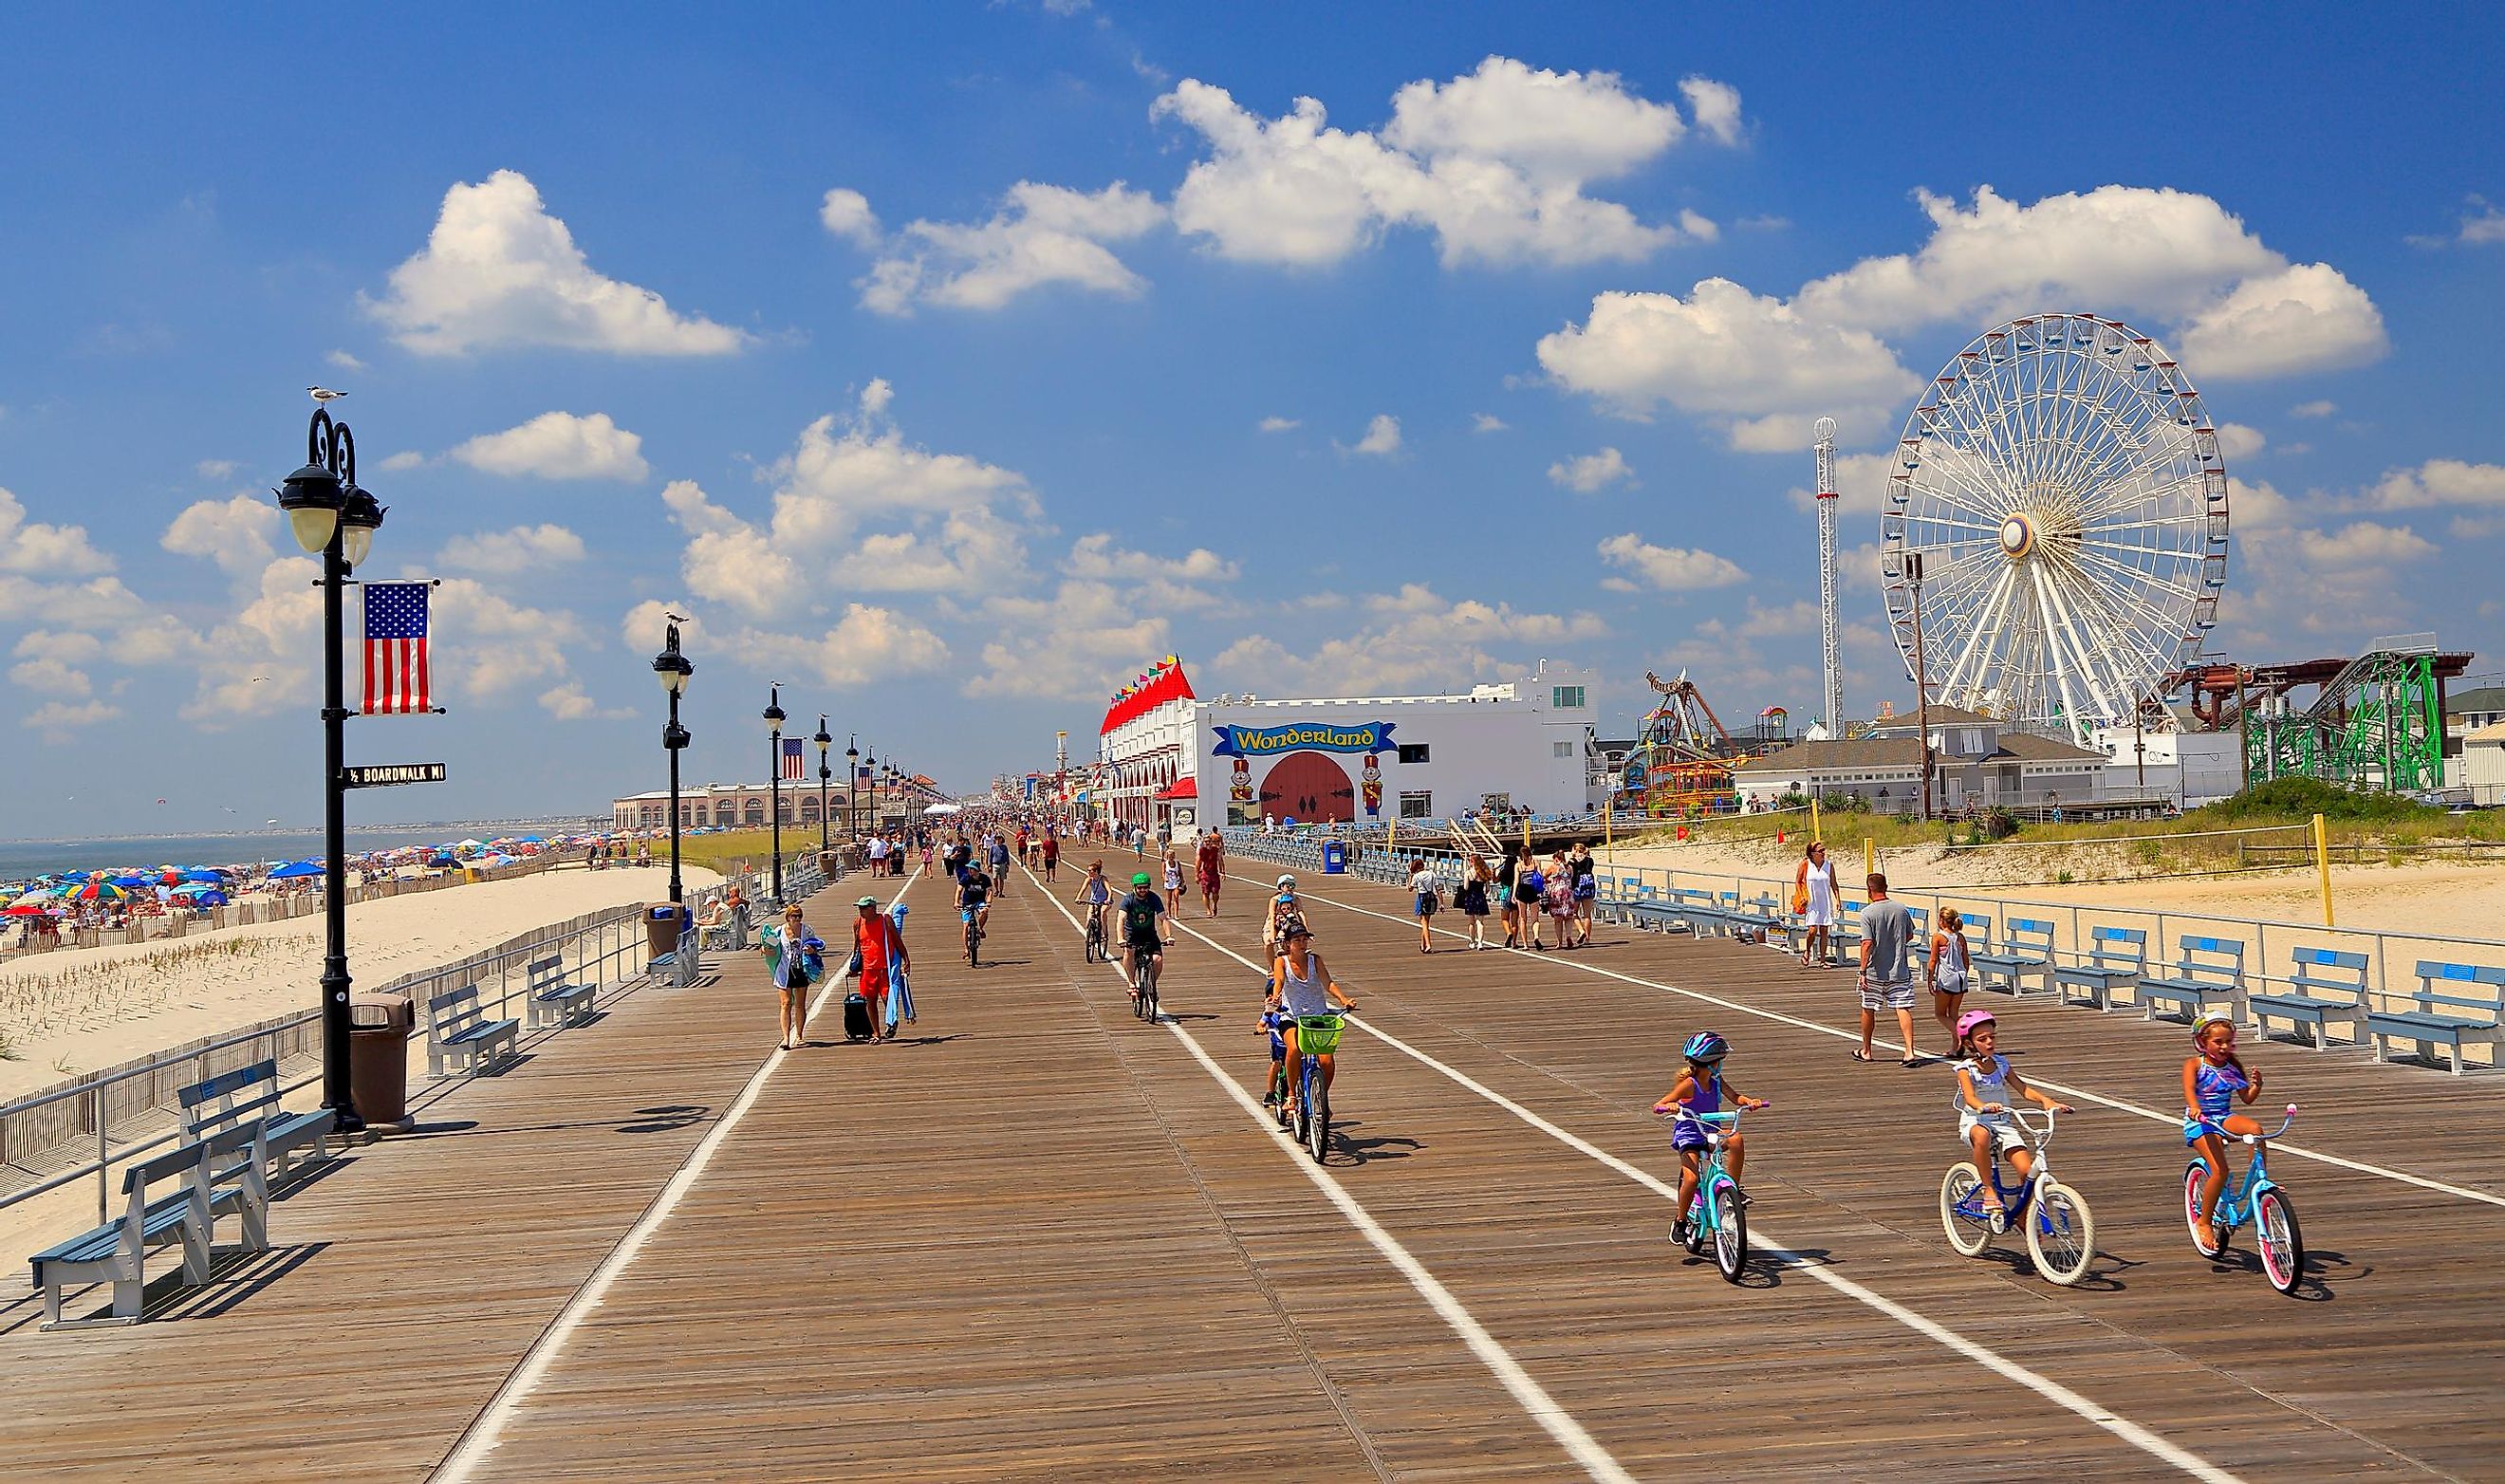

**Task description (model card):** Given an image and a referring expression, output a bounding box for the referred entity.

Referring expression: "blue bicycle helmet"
[1682,1030,1729,1065]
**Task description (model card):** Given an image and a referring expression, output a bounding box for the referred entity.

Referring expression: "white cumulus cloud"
[2175,262,2388,379]
[1549,447,1634,492]
[859,181,1163,315]
[1471,412,1509,433]
[161,494,276,579]
[1258,416,1300,433]
[2365,458,2505,510]
[450,411,649,480]
[1597,531,1747,589]
[365,170,747,356]
[2290,399,2337,418]
[24,698,120,741]
[1343,413,1401,456]
[438,523,589,575]
[9,656,91,697]
[818,187,882,248]
[0,486,116,577]
[734,603,951,688]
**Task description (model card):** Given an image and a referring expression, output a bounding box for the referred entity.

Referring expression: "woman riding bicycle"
[1269,923,1356,1125]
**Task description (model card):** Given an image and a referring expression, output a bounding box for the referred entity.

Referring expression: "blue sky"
[4,3,2501,837]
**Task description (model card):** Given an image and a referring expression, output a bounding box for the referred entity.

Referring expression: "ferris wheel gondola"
[1881,313,2229,746]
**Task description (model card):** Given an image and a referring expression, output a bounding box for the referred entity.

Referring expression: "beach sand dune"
[0,864,718,1103]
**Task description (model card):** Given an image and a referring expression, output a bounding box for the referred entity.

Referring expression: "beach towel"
[884,965,914,1029]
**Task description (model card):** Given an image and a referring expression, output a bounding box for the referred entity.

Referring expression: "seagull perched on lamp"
[306,386,347,404]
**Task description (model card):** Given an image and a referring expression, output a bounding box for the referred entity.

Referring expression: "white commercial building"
[1094,658,1604,835]
[2087,723,2244,807]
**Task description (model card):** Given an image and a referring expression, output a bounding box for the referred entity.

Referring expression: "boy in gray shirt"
[1856,873,1921,1067]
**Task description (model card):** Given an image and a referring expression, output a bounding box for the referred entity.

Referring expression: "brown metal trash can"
[646,903,690,959]
[348,992,415,1127]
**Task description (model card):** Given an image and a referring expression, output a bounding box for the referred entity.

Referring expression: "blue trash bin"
[1321,842,1347,875]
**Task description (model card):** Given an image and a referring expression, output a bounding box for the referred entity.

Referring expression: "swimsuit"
[2183,1059,2250,1144]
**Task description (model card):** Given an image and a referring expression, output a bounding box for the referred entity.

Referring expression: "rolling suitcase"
[843,992,873,1041]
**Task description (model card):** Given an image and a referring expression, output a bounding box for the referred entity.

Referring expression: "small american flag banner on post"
[781,737,806,780]
[362,581,432,715]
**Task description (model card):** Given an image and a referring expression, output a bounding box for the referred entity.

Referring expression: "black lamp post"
[651,621,694,906]
[763,685,787,905]
[863,745,878,836]
[815,715,833,857]
[275,407,383,1138]
[844,737,860,841]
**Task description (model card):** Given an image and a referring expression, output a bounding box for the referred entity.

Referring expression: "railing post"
[96,1091,108,1226]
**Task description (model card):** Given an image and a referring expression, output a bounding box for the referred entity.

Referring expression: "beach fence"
[0,869,758,1229]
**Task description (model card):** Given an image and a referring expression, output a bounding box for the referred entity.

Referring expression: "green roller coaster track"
[2246,645,2445,794]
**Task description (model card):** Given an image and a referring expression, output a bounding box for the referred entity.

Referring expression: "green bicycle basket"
[1294,1012,1345,1055]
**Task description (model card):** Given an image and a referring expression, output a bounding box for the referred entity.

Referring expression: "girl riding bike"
[1651,1030,1766,1248]
[1951,1011,2072,1226]
[2183,1011,2269,1253]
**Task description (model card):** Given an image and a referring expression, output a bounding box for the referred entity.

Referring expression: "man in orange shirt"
[852,895,910,1041]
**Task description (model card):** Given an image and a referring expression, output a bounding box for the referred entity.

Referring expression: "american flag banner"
[362,582,432,715]
[781,737,806,780]
[857,764,874,781]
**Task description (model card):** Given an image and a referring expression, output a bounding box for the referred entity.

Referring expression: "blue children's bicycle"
[1939,1106,2096,1287]
[1661,1104,1762,1283]
[2184,1104,2304,1294]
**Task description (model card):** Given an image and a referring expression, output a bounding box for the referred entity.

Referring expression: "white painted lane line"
[1029,874,1636,1484]
[1257,872,2505,1211]
[1175,911,2247,1484]
[433,875,912,1483]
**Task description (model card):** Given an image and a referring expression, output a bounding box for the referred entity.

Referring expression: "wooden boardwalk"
[1,863,2500,1481]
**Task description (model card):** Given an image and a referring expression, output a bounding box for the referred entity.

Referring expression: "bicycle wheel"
[1307,1075,1330,1162]
[2027,1179,2096,1287]
[2255,1187,2305,1294]
[1144,962,1160,1023]
[1940,1163,1991,1255]
[2183,1160,2222,1258]
[1710,1174,1748,1283]
[1291,1071,1311,1145]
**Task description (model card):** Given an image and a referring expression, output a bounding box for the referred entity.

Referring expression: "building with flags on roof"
[1096,655,1604,837]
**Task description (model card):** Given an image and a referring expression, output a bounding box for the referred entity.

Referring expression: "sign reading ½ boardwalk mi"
[1210,721,1395,756]
[343,762,447,788]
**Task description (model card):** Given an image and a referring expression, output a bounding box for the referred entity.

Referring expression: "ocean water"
[0,826,566,881]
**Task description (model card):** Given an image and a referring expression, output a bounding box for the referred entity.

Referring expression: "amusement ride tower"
[1813,417,1843,737]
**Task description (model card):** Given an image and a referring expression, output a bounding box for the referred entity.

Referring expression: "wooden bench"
[2367,961,2505,1074]
[2054,926,2146,1011]
[524,955,597,1029]
[1973,917,2056,996]
[1723,892,1784,945]
[428,985,519,1079]
[2250,947,2371,1050]
[28,1119,269,1329]
[2139,936,2247,1024]
[179,1059,335,1186]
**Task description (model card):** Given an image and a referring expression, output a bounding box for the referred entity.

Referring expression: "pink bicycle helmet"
[1954,1010,1996,1039]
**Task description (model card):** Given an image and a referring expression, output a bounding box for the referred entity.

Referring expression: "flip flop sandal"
[1850,1048,1876,1063]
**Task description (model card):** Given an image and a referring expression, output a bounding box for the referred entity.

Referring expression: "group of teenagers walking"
[1408,844,1601,954]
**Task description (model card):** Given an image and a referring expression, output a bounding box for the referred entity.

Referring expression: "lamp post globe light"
[651,621,694,908]
[814,715,833,857]
[274,406,381,1137]
[844,737,860,842]
[763,686,787,906]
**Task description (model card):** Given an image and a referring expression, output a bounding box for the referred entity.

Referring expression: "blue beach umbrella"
[268,860,324,880]
[182,868,224,883]
[110,874,153,888]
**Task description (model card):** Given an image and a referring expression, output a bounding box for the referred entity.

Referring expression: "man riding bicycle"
[1118,871,1169,1002]
[956,859,993,958]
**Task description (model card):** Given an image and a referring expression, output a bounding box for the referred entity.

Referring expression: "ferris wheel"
[1881,312,2230,746]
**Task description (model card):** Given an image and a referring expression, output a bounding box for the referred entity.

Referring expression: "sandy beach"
[0,863,718,1103]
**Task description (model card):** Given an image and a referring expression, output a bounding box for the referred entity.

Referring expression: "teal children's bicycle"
[1940,1106,2096,1287]
[2185,1104,2304,1294]
[1662,1104,1761,1283]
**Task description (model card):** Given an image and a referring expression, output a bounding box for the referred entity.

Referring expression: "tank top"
[1956,1053,2011,1114]
[1679,1068,1724,1126]
[1279,951,1330,1017]
[1935,934,1971,989]
[2192,1059,2248,1121]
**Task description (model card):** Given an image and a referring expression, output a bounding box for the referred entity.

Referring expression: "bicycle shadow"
[1969,1242,2132,1292]
[1334,1122,1423,1165]
[2198,1243,2353,1301]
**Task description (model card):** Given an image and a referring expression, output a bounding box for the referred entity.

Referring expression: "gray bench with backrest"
[28,1119,269,1329]
[2054,926,2146,1011]
[524,954,597,1029]
[1973,917,2057,996]
[2249,947,2372,1050]
[1725,892,1784,946]
[2139,936,2248,1023]
[179,1059,334,1185]
[2367,961,2505,1075]
[428,984,519,1079]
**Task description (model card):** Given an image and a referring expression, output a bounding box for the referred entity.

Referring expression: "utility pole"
[1907,550,1932,822]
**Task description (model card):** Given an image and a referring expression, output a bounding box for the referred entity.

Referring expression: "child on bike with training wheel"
[1951,1011,2072,1228]
[2183,1011,2268,1254]
[1651,1031,1767,1249]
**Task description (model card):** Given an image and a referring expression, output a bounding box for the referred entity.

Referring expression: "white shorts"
[1959,1111,2026,1153]
[1860,976,1916,1011]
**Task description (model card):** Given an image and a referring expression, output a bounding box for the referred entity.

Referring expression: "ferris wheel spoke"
[2049,557,2180,687]
[1938,563,2018,700]
[2036,563,2125,723]
[2067,543,2203,604]
[2028,564,2102,739]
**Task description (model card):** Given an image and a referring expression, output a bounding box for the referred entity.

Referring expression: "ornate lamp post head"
[762,685,786,734]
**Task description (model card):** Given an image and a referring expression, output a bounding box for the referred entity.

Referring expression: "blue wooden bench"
[2367,961,2505,1075]
[178,1059,335,1186]
[428,984,519,1080]
[1973,917,2057,996]
[524,955,597,1029]
[2054,926,2146,1011]
[28,1118,269,1330]
[2139,937,2248,1024]
[2248,947,2372,1050]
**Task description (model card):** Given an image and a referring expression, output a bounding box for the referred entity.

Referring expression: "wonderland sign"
[1211,721,1395,757]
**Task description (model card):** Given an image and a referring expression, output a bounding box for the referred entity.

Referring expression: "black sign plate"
[343,763,447,788]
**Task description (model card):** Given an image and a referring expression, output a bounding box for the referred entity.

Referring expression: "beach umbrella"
[77,881,129,901]
[268,860,324,880]
[5,900,56,917]
[110,874,153,888]
[182,868,224,883]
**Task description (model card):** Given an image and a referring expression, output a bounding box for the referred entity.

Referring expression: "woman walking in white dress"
[1796,841,1838,969]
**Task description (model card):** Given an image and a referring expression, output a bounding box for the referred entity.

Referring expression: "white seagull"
[307,386,348,404]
